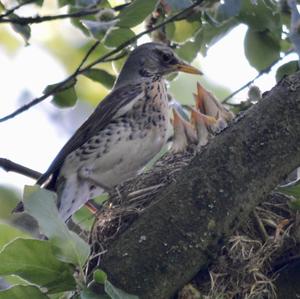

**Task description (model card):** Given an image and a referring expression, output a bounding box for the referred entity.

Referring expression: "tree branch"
[0,0,34,18]
[0,0,204,123]
[0,8,101,24]
[0,158,41,179]
[75,41,100,73]
[94,72,300,298]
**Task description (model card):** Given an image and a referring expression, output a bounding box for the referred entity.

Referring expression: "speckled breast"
[60,79,170,189]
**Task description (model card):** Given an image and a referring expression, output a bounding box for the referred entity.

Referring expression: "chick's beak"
[176,62,203,75]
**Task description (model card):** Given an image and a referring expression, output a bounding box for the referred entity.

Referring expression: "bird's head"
[114,42,202,88]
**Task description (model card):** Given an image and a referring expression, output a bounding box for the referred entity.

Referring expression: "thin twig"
[0,8,101,24]
[253,210,269,242]
[0,0,203,123]
[0,77,78,122]
[76,0,203,73]
[222,50,294,103]
[0,158,41,179]
[0,0,34,18]
[102,50,128,63]
[75,40,100,73]
[0,42,101,123]
[0,1,128,21]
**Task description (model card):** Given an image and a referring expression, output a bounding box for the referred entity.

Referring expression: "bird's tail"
[57,174,103,221]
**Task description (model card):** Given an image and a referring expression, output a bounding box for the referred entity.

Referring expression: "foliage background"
[0,0,299,298]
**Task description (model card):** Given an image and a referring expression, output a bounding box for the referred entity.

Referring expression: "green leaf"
[276,60,299,82]
[288,197,300,211]
[83,68,115,89]
[80,288,110,299]
[17,0,44,5]
[44,78,77,108]
[280,37,292,53]
[0,223,29,251]
[76,0,100,7]
[35,0,44,6]
[112,55,127,74]
[69,5,90,36]
[104,27,135,48]
[175,41,199,63]
[278,180,300,199]
[237,0,281,31]
[93,269,107,284]
[0,2,5,11]
[166,19,200,44]
[94,193,109,205]
[23,185,90,268]
[104,281,139,299]
[164,0,192,11]
[52,86,77,107]
[58,0,75,6]
[0,285,49,299]
[0,238,76,293]
[11,16,31,44]
[244,29,280,71]
[214,0,242,22]
[72,206,94,231]
[0,185,19,220]
[82,20,118,40]
[3,274,29,286]
[117,0,158,28]
[44,78,76,94]
[278,178,300,211]
[48,292,74,299]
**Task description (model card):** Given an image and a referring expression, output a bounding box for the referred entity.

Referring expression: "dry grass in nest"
[178,193,298,299]
[87,149,196,273]
[89,149,196,245]
[86,148,299,298]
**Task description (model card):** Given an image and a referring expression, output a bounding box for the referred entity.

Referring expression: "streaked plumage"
[35,42,201,221]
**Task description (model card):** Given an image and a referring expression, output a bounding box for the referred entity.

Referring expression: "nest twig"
[90,149,197,246]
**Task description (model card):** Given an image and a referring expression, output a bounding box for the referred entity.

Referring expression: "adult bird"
[36,42,201,221]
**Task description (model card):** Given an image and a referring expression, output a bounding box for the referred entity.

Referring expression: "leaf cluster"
[1,1,300,298]
[0,186,137,299]
[0,0,297,115]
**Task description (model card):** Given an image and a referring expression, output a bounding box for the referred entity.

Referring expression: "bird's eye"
[161,52,173,63]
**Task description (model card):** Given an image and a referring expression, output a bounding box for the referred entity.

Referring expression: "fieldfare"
[35,42,201,221]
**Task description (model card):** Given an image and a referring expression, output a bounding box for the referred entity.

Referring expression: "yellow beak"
[176,63,203,75]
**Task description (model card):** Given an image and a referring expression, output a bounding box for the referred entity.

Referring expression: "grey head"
[114,42,202,89]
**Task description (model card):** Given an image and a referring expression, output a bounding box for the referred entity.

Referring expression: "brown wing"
[37,82,144,188]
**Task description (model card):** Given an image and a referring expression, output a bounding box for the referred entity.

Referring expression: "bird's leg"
[85,201,99,214]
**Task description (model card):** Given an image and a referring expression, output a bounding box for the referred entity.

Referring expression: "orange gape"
[171,82,235,153]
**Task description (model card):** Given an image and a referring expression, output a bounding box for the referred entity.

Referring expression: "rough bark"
[98,73,300,298]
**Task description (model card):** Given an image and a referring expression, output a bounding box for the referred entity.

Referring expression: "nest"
[89,149,196,254]
[78,81,300,297]
[178,192,300,299]
[85,143,300,299]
